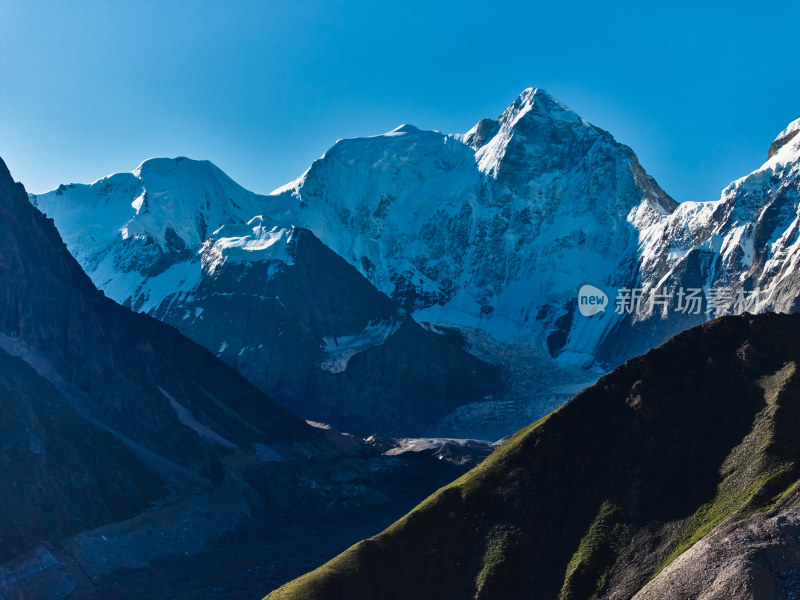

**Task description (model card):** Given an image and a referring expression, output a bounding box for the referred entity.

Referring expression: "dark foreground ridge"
[0,155,357,591]
[267,312,800,600]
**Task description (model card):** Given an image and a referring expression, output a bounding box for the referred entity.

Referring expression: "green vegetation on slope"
[656,360,800,575]
[559,501,628,600]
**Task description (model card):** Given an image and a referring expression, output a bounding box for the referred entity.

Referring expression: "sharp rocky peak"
[463,88,586,152]
[501,87,582,127]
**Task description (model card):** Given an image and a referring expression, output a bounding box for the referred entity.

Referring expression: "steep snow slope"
[264,94,800,375]
[639,118,800,307]
[264,88,677,366]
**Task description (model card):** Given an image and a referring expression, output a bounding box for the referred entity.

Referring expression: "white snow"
[30,158,295,323]
[384,437,495,456]
[633,117,800,322]
[320,320,402,373]
[202,218,294,276]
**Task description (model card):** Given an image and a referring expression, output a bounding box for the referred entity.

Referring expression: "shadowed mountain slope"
[0,155,348,570]
[0,347,163,563]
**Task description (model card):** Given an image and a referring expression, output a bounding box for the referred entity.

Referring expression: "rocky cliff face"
[153,223,504,434]
[600,118,800,365]
[265,312,800,600]
[0,347,163,563]
[633,490,800,600]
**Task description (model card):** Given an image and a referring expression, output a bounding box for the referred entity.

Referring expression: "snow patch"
[320,320,402,374]
[202,218,294,276]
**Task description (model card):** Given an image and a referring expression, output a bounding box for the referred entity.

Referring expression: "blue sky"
[1,0,798,203]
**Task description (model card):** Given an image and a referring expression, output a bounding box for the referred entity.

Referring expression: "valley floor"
[0,438,494,600]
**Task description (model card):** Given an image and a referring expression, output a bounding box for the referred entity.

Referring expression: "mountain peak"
[388,124,422,135]
[502,87,582,127]
[31,157,267,262]
[768,117,800,160]
[132,156,226,182]
[0,156,12,185]
[472,87,623,186]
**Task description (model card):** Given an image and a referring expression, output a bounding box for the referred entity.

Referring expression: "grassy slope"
[265,313,800,600]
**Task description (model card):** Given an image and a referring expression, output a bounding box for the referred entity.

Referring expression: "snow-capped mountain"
[0,153,354,572]
[264,88,677,367]
[262,91,799,373]
[640,117,800,310]
[0,157,497,599]
[30,88,800,438]
[31,158,504,436]
[30,157,267,311]
[599,117,800,364]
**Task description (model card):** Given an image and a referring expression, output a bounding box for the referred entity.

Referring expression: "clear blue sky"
[1,0,798,204]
